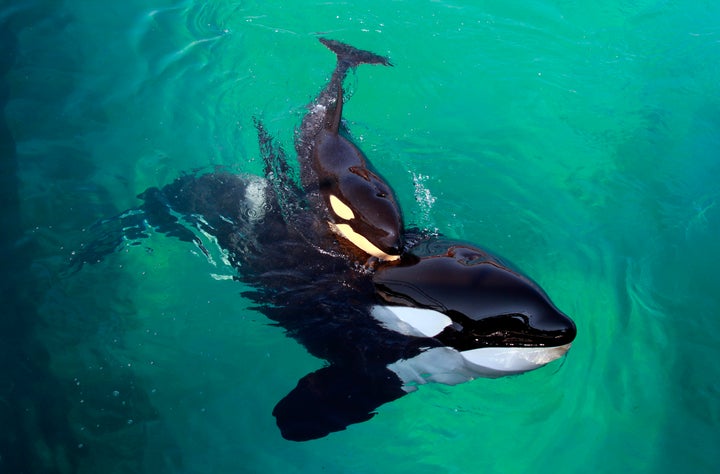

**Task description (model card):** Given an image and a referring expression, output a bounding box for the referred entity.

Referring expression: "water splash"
[411,171,438,233]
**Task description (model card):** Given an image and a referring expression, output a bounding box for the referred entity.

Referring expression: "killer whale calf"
[296,39,402,262]
[74,39,576,441]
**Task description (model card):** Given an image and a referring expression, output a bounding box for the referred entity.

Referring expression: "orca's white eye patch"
[329,195,355,220]
[371,305,452,337]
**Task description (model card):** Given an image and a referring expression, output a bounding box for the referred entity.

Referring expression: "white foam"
[244,176,269,223]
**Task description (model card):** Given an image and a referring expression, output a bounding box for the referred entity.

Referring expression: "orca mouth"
[437,311,577,351]
[381,241,403,257]
[361,223,403,258]
[329,222,401,261]
[459,343,573,376]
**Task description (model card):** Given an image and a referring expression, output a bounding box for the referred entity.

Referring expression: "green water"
[1,0,718,472]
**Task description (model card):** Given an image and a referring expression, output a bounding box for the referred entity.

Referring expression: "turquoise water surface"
[1,1,719,473]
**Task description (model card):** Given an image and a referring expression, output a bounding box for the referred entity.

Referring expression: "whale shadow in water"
[73,39,576,441]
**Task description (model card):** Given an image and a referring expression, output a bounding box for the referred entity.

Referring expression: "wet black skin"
[73,39,577,442]
[373,241,577,351]
[311,87,403,257]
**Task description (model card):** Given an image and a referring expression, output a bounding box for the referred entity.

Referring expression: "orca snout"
[535,309,577,346]
[375,226,403,256]
[465,308,576,348]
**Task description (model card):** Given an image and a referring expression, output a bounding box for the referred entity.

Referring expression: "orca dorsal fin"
[329,85,343,134]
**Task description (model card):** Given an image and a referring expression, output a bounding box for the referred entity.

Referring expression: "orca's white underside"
[371,305,571,390]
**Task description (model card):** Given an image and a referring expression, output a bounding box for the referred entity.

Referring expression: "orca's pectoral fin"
[272,364,406,441]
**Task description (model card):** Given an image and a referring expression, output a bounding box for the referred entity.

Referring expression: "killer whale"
[299,39,402,262]
[73,39,576,441]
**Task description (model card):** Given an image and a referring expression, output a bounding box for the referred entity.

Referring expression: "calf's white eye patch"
[329,195,355,220]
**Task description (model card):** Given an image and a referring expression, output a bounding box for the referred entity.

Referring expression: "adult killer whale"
[74,39,576,441]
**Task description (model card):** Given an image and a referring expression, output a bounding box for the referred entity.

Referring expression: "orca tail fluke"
[319,38,393,68]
